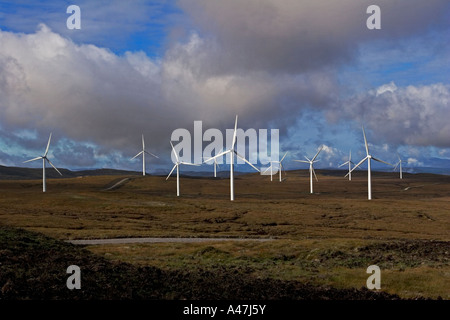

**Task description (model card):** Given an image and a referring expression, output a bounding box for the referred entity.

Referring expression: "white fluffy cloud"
[332,82,450,147]
[0,24,340,155]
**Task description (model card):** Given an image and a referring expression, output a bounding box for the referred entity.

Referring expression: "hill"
[0,165,141,180]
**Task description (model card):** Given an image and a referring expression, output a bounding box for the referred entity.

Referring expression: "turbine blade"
[144,151,159,158]
[393,163,399,171]
[293,160,309,163]
[304,156,310,162]
[372,157,393,166]
[280,152,288,162]
[205,148,224,163]
[338,161,348,168]
[47,159,62,176]
[170,141,179,162]
[312,145,323,161]
[349,156,368,173]
[131,151,143,160]
[180,162,200,166]
[231,115,238,150]
[204,150,229,162]
[262,165,272,174]
[24,156,43,163]
[44,133,52,156]
[203,157,213,163]
[166,164,177,180]
[142,134,145,150]
[312,167,318,182]
[235,151,260,172]
[362,126,369,156]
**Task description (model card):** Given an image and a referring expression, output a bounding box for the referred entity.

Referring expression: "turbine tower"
[23,133,62,192]
[166,141,198,196]
[393,153,404,179]
[263,152,288,182]
[347,126,393,200]
[203,148,223,177]
[131,134,158,176]
[204,115,260,201]
[294,146,323,194]
[339,150,354,181]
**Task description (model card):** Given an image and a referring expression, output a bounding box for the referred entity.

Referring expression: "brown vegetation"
[0,170,448,299]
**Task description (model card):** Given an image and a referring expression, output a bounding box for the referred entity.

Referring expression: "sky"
[0,0,449,174]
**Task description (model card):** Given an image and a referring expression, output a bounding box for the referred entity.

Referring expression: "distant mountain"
[0,165,141,180]
[153,168,250,178]
[406,167,450,175]
[1,164,449,181]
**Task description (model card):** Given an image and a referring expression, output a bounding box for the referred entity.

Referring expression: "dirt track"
[68,237,274,245]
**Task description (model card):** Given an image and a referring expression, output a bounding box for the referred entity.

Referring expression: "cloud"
[0,1,449,169]
[332,82,450,148]
[407,158,424,167]
[0,25,160,148]
[177,0,449,75]
[376,82,397,96]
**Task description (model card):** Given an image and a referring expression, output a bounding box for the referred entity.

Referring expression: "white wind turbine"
[347,126,393,200]
[23,133,62,192]
[166,141,199,196]
[131,134,158,176]
[393,153,404,179]
[339,150,354,181]
[204,115,260,201]
[294,146,323,194]
[263,152,288,182]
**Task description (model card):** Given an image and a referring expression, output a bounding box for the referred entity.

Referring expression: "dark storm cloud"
[177,0,449,75]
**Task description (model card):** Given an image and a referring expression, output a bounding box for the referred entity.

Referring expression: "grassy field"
[0,170,449,299]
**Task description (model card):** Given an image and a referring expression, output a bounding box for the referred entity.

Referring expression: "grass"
[1,226,405,300]
[0,171,449,299]
[87,238,449,299]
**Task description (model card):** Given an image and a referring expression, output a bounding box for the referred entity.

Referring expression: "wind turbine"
[393,153,403,179]
[203,148,223,177]
[23,133,62,192]
[294,146,323,194]
[347,126,393,200]
[131,134,158,176]
[204,115,260,201]
[166,141,199,196]
[263,152,288,182]
[339,150,354,181]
